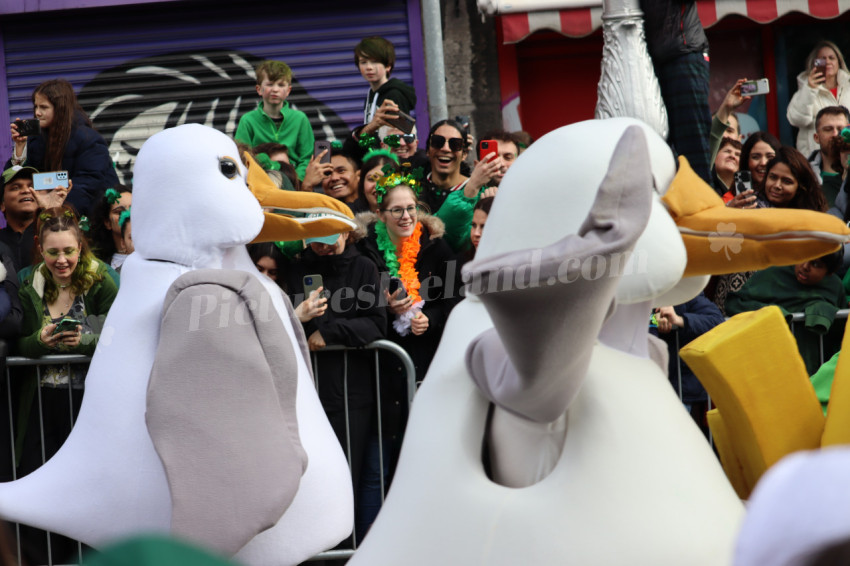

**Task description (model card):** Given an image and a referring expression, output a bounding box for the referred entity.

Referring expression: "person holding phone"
[787,40,850,157]
[14,206,118,492]
[354,172,457,538]
[354,37,416,136]
[7,79,118,217]
[421,119,500,213]
[283,229,386,544]
[17,206,117,359]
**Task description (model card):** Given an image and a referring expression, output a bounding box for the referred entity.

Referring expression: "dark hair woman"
[359,149,399,214]
[740,131,781,188]
[8,79,119,217]
[756,146,828,212]
[90,184,133,269]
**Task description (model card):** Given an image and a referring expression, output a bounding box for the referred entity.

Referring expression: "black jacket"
[284,244,387,411]
[355,212,459,382]
[364,78,417,118]
[5,113,119,217]
[640,0,709,64]
[650,293,725,402]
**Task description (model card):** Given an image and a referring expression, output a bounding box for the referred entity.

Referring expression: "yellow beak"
[243,151,357,243]
[662,157,850,277]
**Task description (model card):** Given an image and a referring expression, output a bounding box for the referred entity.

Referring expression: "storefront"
[0,0,429,182]
[486,0,850,143]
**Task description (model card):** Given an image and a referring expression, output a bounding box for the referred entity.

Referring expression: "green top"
[17,259,118,358]
[235,101,315,180]
[810,351,840,416]
[435,187,486,253]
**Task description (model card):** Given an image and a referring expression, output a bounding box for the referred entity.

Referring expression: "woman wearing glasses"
[356,169,456,381]
[15,206,117,497]
[355,171,457,537]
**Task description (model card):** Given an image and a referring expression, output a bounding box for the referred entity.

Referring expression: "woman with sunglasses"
[422,119,501,213]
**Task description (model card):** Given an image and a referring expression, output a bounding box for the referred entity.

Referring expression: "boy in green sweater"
[235,60,314,180]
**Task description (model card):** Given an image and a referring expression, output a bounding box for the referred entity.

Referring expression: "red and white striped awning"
[493,0,850,44]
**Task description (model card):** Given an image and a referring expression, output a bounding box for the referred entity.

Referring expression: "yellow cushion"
[680,306,824,489]
[706,408,750,499]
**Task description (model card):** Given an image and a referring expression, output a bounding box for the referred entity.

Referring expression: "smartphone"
[389,276,407,300]
[14,118,40,138]
[454,115,470,132]
[740,79,770,96]
[303,274,325,300]
[53,317,81,335]
[385,110,416,135]
[814,58,827,74]
[313,141,331,164]
[734,170,753,196]
[479,139,498,161]
[32,171,69,191]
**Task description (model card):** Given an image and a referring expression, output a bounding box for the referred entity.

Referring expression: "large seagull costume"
[0,124,358,565]
[350,119,850,565]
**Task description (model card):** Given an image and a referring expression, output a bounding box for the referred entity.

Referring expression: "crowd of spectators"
[2,28,850,551]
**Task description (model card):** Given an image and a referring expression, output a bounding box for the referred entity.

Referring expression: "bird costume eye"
[219,157,239,179]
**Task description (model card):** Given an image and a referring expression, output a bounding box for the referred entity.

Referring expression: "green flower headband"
[105,188,122,205]
[358,132,381,150]
[363,148,399,165]
[331,140,343,150]
[39,209,75,222]
[375,163,423,204]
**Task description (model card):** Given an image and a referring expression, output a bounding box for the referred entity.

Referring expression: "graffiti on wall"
[77,50,350,183]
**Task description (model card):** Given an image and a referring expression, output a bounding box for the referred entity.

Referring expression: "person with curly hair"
[18,206,117,359]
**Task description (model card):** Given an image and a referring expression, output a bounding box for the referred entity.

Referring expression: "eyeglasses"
[386,205,418,219]
[44,247,79,259]
[429,135,465,152]
[384,134,416,145]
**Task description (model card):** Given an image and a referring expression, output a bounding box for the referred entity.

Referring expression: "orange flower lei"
[376,220,423,303]
[397,222,422,303]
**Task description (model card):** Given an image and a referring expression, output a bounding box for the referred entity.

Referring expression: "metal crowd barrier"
[2,309,845,565]
[0,340,416,566]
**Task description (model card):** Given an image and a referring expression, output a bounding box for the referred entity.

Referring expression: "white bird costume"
[0,124,359,565]
[349,119,850,565]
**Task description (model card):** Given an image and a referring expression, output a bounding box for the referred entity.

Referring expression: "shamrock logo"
[709,222,743,260]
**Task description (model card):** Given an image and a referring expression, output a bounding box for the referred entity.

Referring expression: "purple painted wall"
[0,0,181,15]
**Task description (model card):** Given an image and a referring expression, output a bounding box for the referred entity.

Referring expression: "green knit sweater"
[235,101,315,180]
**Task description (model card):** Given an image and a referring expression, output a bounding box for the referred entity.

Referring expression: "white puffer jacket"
[787,68,850,156]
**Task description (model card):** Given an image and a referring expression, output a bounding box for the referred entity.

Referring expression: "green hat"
[2,165,39,187]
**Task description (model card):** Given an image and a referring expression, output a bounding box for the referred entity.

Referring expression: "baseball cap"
[2,165,39,187]
[304,234,342,245]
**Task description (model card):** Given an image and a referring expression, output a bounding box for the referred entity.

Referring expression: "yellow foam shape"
[706,408,749,500]
[680,306,824,495]
[822,324,850,446]
[663,157,849,277]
